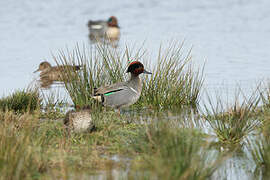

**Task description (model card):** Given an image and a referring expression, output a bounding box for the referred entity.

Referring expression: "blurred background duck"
[34,61,81,88]
[93,61,151,113]
[87,16,120,45]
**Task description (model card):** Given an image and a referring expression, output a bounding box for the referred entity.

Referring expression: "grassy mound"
[0,89,41,113]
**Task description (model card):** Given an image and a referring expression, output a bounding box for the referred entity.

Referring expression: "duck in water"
[34,61,81,88]
[88,16,120,46]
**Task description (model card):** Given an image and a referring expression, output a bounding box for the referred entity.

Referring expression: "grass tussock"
[53,44,128,109]
[248,102,270,179]
[203,89,262,147]
[248,136,270,179]
[140,42,204,109]
[260,82,270,109]
[53,42,204,110]
[129,119,224,179]
[0,89,41,114]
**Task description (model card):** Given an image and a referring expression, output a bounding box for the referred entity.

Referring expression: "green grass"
[3,42,270,179]
[128,118,224,179]
[0,108,225,179]
[202,89,261,147]
[0,109,147,179]
[248,106,270,179]
[0,111,46,179]
[140,42,204,109]
[0,89,41,114]
[1,85,270,179]
[248,135,270,179]
[53,42,204,110]
[53,44,129,109]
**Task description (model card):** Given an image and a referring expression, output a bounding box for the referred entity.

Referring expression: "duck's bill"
[33,69,40,73]
[143,70,152,74]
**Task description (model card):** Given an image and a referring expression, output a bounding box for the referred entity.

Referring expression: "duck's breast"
[106,27,120,40]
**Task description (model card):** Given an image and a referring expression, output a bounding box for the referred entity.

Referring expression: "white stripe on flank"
[129,87,138,94]
[91,25,103,29]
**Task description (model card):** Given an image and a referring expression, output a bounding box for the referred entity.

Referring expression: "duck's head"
[107,16,119,28]
[126,61,152,76]
[34,61,52,73]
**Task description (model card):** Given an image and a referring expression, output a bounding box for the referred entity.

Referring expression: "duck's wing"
[93,82,139,108]
[94,82,126,95]
[53,65,81,72]
[87,20,107,30]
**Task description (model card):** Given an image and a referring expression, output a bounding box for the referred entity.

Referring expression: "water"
[1,0,270,96]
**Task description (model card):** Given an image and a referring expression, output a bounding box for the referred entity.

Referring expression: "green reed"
[0,89,41,114]
[129,118,224,180]
[248,134,270,179]
[140,42,204,109]
[53,42,204,110]
[248,92,270,178]
[203,89,261,146]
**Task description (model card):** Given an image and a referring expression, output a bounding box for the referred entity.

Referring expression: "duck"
[87,16,120,43]
[92,61,151,112]
[34,61,81,88]
[64,107,94,133]
[34,61,81,81]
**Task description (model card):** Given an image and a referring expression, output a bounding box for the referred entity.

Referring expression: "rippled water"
[1,0,270,97]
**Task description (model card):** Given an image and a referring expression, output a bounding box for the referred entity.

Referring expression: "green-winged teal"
[93,61,151,111]
[88,16,120,43]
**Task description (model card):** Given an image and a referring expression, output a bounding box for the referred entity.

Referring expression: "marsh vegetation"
[1,43,270,179]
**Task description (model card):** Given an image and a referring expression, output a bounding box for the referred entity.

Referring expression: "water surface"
[1,0,270,97]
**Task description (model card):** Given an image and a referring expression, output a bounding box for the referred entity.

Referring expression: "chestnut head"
[107,16,119,28]
[126,61,151,76]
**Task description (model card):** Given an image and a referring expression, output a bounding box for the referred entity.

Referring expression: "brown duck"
[34,61,81,88]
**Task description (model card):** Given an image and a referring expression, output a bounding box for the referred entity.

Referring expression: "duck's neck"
[129,73,140,80]
[128,74,142,94]
[108,23,119,28]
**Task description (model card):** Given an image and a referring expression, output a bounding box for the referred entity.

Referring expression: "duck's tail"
[91,95,104,103]
[92,88,104,103]
[74,65,81,71]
